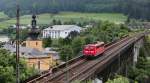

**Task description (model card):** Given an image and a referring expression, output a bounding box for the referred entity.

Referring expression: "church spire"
[28,15,40,40]
[32,14,37,29]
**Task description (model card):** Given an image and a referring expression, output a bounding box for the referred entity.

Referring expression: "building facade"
[23,40,43,51]
[25,54,58,71]
[43,25,82,39]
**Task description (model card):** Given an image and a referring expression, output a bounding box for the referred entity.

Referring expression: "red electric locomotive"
[83,41,105,57]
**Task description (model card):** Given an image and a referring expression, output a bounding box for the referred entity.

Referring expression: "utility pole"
[16,4,20,83]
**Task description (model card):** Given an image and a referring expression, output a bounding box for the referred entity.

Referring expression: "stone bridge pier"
[133,39,143,66]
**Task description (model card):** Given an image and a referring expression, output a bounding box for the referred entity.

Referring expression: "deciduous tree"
[0,49,37,83]
[43,37,52,47]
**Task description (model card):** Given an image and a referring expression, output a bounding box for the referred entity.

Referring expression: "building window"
[46,34,47,38]
[21,52,25,55]
[59,31,60,36]
[36,42,38,46]
[52,32,54,38]
[49,32,51,37]
[55,31,57,38]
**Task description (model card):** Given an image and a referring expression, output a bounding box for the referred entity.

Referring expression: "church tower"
[24,15,43,51]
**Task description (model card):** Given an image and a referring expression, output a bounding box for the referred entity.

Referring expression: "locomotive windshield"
[84,45,95,50]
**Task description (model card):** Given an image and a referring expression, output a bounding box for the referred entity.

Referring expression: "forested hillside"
[0,0,150,20]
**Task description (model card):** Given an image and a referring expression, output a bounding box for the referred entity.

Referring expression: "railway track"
[25,32,145,83]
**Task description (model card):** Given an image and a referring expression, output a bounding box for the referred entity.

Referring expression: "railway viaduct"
[94,35,144,83]
[24,32,148,83]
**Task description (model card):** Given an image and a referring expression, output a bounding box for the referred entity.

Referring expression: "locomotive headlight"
[90,51,94,54]
[85,51,88,53]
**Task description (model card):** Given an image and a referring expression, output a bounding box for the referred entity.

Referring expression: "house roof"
[3,44,44,56]
[44,25,81,31]
[43,50,59,59]
[3,44,60,59]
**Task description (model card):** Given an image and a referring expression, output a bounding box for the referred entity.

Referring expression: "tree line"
[0,0,150,20]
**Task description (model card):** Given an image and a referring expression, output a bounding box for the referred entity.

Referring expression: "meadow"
[0,12,127,29]
[0,12,9,19]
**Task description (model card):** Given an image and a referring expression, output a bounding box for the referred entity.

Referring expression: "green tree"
[43,37,52,47]
[106,75,129,83]
[82,21,129,43]
[72,37,85,56]
[67,31,79,39]
[1,0,150,20]
[0,49,37,83]
[20,29,28,41]
[84,35,94,44]
[59,45,73,61]
[52,19,57,25]
[58,38,72,45]
[125,16,131,24]
[58,38,65,46]
[57,20,62,25]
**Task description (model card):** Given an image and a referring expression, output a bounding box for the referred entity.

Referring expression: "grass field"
[0,12,127,29]
[0,12,9,19]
